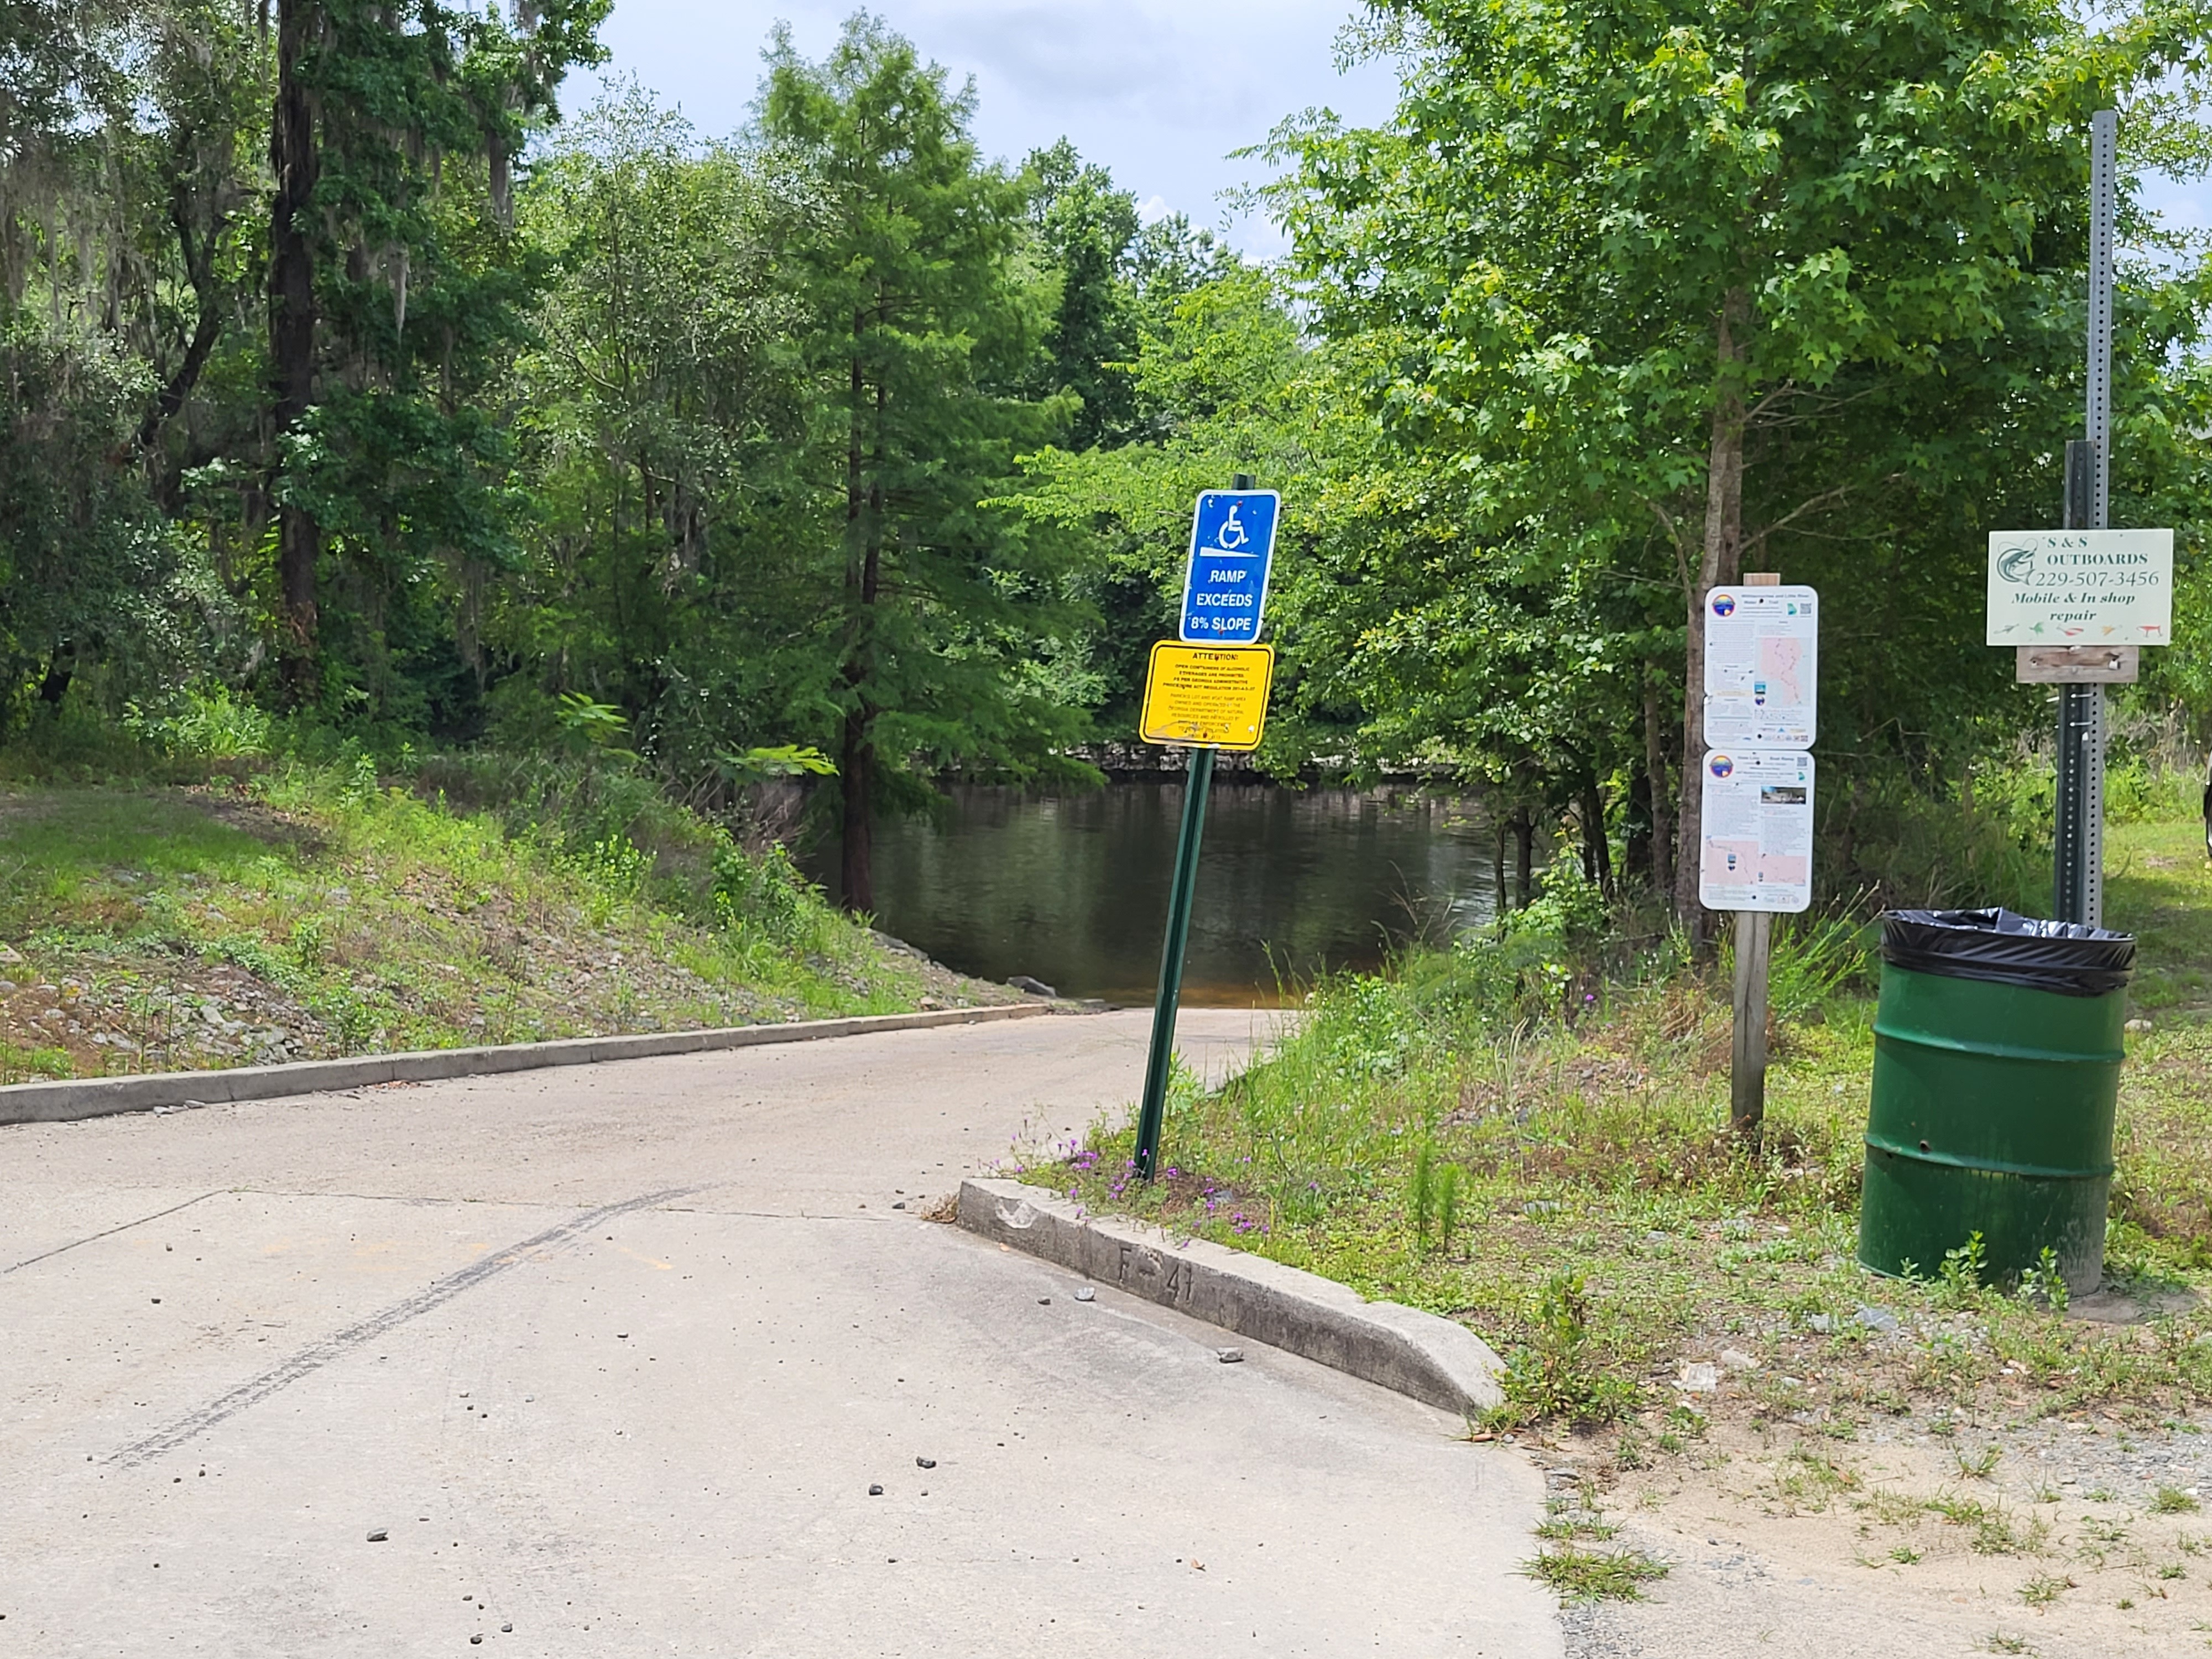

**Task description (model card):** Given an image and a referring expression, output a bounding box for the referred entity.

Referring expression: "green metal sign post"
[1133,473,1261,1182]
[1132,744,1215,1180]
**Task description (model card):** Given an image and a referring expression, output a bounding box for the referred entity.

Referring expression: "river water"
[813,782,1498,1006]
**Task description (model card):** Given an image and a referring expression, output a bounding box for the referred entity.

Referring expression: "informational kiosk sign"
[1703,585,1817,749]
[1698,749,1814,914]
[1985,529,2173,645]
[1178,489,1280,644]
[1140,643,1274,750]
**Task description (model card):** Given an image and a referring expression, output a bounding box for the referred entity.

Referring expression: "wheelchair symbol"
[1213,503,1250,551]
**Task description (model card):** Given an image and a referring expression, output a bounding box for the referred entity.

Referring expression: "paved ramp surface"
[0,1009,1558,1657]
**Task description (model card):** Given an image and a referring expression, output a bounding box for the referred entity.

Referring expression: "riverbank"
[1027,810,2212,1647]
[0,768,1015,1084]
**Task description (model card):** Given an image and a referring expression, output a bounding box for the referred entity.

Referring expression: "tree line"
[7,1,2212,921]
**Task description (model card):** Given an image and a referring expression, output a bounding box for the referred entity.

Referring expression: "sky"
[575,0,1402,255]
[575,0,2209,258]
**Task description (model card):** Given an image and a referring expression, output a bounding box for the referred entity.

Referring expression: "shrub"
[123,683,272,760]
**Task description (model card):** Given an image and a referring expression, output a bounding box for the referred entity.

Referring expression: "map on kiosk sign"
[1985,528,2173,645]
[1699,749,1814,914]
[1703,584,1817,749]
[1140,643,1274,752]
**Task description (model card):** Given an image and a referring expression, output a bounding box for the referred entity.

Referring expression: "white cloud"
[578,0,1402,253]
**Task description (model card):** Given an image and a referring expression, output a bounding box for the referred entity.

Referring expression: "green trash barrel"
[1859,907,2134,1295]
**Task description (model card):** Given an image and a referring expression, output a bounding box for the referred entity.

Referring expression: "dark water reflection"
[812,782,1498,1006]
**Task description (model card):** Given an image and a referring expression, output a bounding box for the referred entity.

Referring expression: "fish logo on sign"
[1996,544,2038,585]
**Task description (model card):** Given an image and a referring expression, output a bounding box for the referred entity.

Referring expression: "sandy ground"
[1543,1346,2212,1658]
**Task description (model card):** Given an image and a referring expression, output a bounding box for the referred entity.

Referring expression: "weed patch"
[1522,1544,1670,1605]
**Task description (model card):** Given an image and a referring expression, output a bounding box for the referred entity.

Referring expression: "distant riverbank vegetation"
[8,2,2212,935]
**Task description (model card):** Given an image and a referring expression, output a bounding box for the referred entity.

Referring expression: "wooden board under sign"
[2016,645,2140,684]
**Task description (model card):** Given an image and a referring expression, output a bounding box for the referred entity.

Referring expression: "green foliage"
[1496,1271,1645,1427]
[716,745,838,784]
[123,685,273,761]
[2020,1247,2072,1314]
[1756,916,1870,1024]
[1262,0,2212,896]
[711,841,813,945]
[1937,1233,1992,1307]
[555,693,633,752]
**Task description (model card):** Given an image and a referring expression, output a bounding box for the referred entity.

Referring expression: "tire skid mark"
[108,1185,696,1468]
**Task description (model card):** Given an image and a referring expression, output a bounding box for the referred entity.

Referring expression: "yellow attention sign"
[1139,641,1275,751]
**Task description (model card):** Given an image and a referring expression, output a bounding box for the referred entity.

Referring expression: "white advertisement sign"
[1699,750,1814,914]
[1704,585,1817,749]
[1985,529,2173,646]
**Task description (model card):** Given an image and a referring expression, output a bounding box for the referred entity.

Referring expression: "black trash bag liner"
[1881,908,2134,998]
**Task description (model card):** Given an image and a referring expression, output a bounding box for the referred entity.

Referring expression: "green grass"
[0,759,997,1081]
[1521,1544,1670,1604]
[1033,804,2212,1435]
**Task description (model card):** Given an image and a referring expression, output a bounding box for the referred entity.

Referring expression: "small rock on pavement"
[868,1484,884,1496]
[1008,974,1057,998]
[365,1529,388,1543]
[1676,1361,1720,1394]
[916,1457,936,1469]
[1216,1348,1244,1364]
[1074,1286,1095,1302]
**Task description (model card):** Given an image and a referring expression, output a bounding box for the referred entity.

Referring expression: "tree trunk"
[1491,816,1506,917]
[1580,775,1612,895]
[1673,288,1750,933]
[837,338,881,912]
[138,171,226,470]
[269,0,320,692]
[37,649,73,707]
[1624,769,1652,883]
[839,704,874,912]
[1644,670,1673,901]
[1511,805,1535,909]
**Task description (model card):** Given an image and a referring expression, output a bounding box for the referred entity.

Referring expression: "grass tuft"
[1522,1545,1670,1604]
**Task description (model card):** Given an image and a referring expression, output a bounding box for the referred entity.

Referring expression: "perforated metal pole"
[2056,111,2117,927]
[2055,441,2097,924]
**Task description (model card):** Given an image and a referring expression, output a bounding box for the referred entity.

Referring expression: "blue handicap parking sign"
[1179,490,1280,643]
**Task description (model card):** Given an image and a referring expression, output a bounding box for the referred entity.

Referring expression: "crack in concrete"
[106,1185,697,1468]
[3,1191,227,1275]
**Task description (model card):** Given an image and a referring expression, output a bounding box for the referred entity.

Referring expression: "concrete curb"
[957,1176,1504,1417]
[1,1003,1051,1126]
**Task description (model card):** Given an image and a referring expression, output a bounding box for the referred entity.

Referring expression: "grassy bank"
[0,759,1009,1083]
[1036,811,2212,1441]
